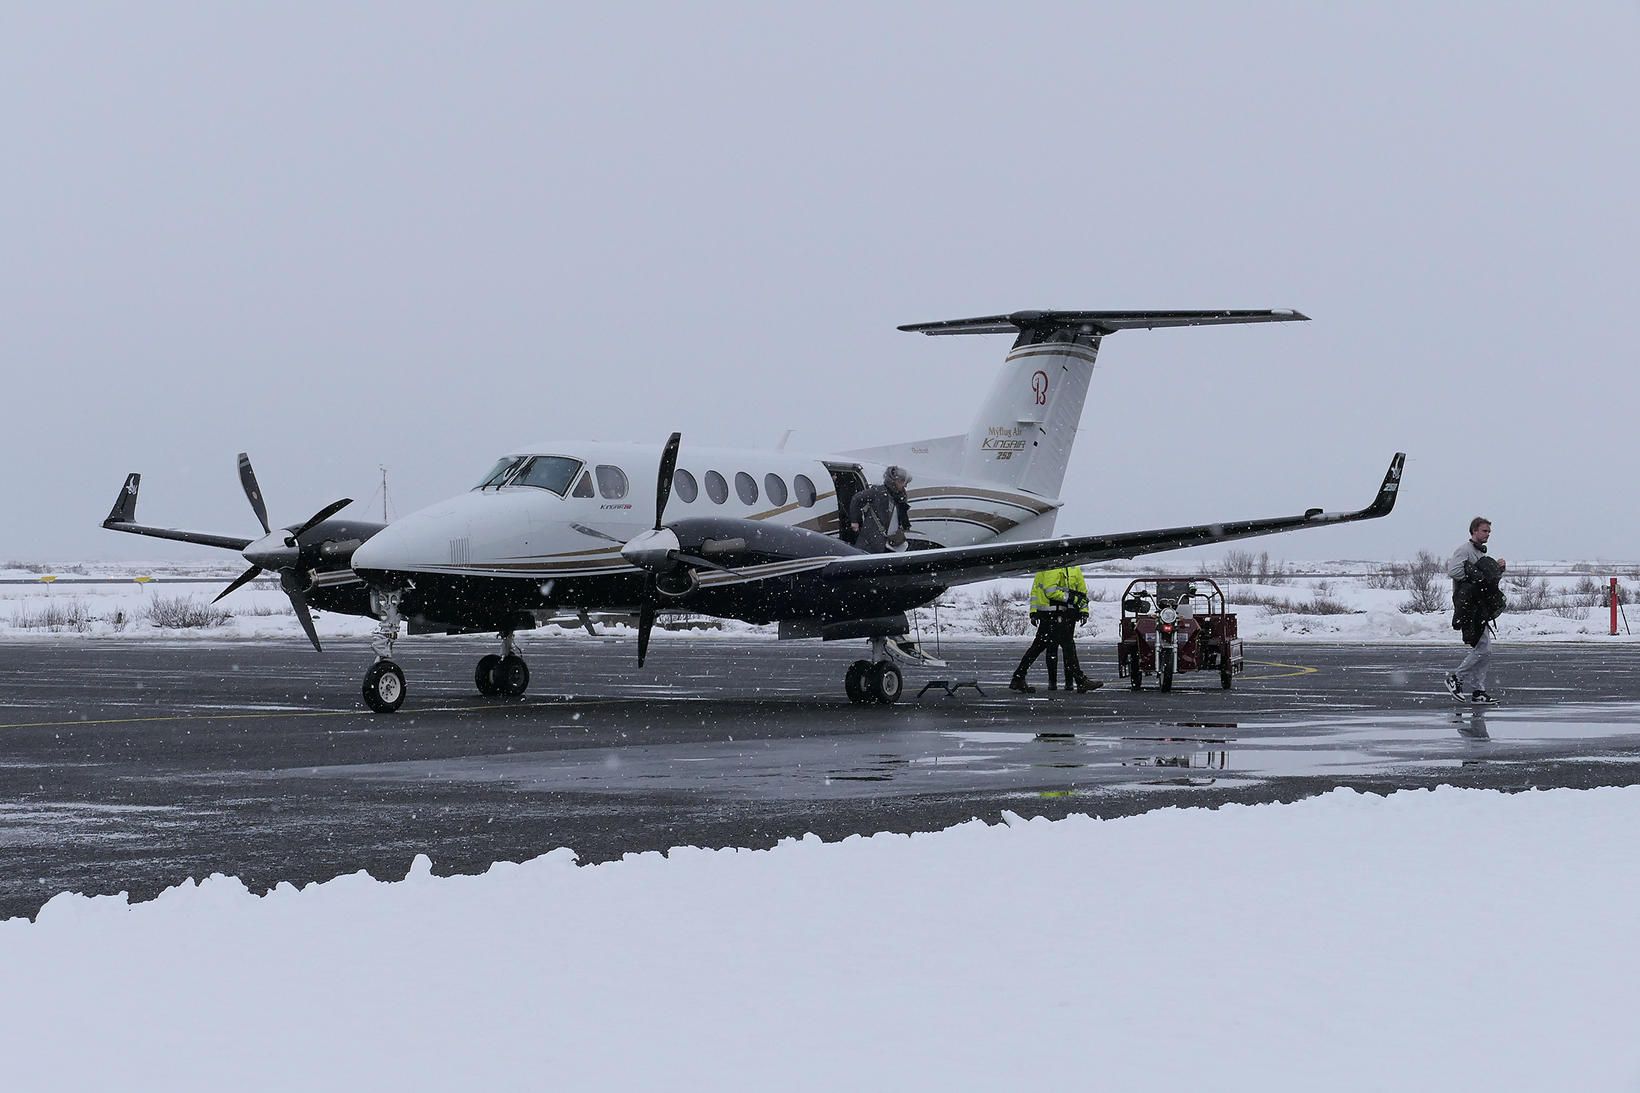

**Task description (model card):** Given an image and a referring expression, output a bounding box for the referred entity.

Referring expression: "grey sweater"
[1447,539,1487,581]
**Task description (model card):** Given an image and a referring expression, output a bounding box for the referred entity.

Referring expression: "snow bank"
[3,787,1638,1090]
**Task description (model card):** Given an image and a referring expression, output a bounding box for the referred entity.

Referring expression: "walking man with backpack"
[1445,516,1507,705]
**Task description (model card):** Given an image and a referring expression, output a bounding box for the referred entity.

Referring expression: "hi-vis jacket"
[1029,566,1089,614]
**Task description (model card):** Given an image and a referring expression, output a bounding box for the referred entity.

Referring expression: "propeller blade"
[287,498,353,545]
[237,452,272,535]
[213,564,264,603]
[288,590,322,652]
[637,578,656,667]
[570,523,626,545]
[654,431,682,531]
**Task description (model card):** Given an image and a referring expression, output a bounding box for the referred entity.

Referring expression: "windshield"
[474,456,525,490]
[509,455,582,496]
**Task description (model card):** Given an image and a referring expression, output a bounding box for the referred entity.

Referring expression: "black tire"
[475,654,502,696]
[363,660,406,713]
[869,662,903,705]
[1220,657,1234,690]
[497,654,530,697]
[1129,648,1143,690]
[1159,647,1174,693]
[844,660,871,704]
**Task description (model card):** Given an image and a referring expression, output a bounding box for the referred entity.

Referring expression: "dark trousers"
[1013,613,1084,685]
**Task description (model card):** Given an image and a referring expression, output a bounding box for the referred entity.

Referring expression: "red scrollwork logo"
[1030,370,1048,406]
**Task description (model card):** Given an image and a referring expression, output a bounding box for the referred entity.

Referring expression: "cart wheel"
[1160,649,1174,693]
[1220,663,1233,690]
[1129,648,1143,690]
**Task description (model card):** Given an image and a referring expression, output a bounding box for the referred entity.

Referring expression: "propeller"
[211,452,352,653]
[570,432,744,667]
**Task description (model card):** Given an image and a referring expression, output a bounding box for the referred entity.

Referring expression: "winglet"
[104,473,141,527]
[1362,453,1405,518]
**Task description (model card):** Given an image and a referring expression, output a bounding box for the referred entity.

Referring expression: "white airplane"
[103,309,1404,712]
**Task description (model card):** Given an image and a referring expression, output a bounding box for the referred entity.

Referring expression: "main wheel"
[475,654,502,696]
[496,654,530,697]
[363,659,406,713]
[845,660,872,704]
[1159,647,1175,693]
[869,662,903,705]
[1129,648,1143,690]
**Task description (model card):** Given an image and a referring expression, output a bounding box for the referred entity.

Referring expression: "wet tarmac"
[1,636,1637,919]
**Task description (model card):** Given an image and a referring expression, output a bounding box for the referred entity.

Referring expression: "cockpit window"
[572,471,595,498]
[510,455,582,496]
[475,456,525,490]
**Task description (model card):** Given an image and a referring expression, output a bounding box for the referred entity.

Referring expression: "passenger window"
[764,473,788,507]
[794,474,817,507]
[572,472,595,498]
[735,472,758,505]
[595,465,629,499]
[673,469,698,503]
[704,470,728,504]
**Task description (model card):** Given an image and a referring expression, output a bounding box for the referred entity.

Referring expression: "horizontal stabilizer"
[898,309,1309,337]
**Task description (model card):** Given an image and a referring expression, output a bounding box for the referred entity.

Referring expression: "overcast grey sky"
[3,3,1636,563]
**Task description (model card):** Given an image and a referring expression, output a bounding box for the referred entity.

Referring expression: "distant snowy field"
[3,558,1634,645]
[4,787,1638,1090]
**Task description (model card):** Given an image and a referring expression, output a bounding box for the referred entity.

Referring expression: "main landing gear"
[843,636,935,705]
[475,631,530,698]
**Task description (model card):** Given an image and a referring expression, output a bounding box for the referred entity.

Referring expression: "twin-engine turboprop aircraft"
[103,309,1404,711]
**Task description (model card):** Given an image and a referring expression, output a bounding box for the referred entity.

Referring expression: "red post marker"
[1613,577,1620,637]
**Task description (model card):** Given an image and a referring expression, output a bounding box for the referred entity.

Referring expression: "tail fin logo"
[1030,370,1048,406]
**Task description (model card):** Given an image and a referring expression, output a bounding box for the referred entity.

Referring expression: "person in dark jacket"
[848,466,913,553]
[1445,516,1507,704]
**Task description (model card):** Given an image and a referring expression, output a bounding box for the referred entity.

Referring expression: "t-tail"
[848,309,1308,502]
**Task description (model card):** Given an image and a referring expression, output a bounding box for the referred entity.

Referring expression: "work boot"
[1008,677,1035,694]
[1074,677,1103,693]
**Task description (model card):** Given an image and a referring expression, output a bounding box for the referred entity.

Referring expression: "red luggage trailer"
[1117,577,1243,692]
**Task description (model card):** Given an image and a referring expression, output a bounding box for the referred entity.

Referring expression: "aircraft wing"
[819,453,1405,590]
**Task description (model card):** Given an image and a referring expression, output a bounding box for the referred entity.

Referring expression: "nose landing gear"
[363,589,406,713]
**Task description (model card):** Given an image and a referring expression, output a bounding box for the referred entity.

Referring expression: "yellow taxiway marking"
[0,700,615,733]
[1240,659,1321,681]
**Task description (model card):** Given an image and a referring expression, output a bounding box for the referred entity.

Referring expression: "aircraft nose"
[349,519,426,578]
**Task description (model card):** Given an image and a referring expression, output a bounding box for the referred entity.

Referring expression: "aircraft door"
[822,462,867,544]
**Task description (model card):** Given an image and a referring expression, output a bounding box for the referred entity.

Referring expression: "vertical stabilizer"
[960,328,1100,497]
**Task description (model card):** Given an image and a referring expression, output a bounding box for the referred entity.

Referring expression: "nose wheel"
[363,659,406,713]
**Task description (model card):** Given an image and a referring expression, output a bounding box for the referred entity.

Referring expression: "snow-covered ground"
[3,787,1638,1090]
[3,559,1635,645]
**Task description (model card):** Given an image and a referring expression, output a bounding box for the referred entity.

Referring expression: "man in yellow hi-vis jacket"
[1009,566,1102,693]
